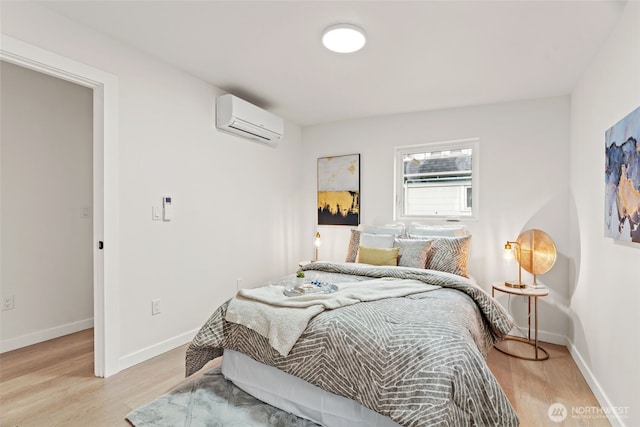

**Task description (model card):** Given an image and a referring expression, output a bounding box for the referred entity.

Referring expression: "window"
[394,138,479,220]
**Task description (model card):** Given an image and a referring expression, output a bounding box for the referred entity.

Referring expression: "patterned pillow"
[357,246,400,266]
[393,239,433,268]
[345,229,361,262]
[410,235,471,277]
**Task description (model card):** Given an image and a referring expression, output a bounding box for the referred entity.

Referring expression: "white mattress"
[221,349,400,427]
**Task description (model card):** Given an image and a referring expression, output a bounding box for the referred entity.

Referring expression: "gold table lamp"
[313,232,321,262]
[504,240,525,288]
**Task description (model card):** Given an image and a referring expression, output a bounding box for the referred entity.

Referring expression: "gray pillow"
[393,238,433,268]
[345,229,361,262]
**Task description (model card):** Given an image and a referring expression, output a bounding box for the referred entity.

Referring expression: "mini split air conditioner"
[216,94,284,145]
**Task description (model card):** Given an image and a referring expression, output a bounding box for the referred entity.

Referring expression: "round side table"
[492,281,549,361]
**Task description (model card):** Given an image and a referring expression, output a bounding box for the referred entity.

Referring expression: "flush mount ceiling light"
[322,24,366,53]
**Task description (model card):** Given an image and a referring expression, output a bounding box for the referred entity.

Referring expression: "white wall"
[569,2,640,426]
[302,96,572,344]
[0,3,305,368]
[3,7,637,424]
[1,61,94,350]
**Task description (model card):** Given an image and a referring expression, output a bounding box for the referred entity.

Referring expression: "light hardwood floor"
[1,329,609,426]
[488,340,610,426]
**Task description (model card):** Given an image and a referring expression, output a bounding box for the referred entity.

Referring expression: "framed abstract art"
[317,154,360,226]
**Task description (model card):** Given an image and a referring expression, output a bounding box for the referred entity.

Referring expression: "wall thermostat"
[163,196,173,221]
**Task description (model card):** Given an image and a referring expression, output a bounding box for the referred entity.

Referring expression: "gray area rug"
[126,368,319,427]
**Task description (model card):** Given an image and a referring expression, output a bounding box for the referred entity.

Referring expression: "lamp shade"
[503,243,515,261]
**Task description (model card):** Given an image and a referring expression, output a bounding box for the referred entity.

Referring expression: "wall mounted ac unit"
[216,94,284,145]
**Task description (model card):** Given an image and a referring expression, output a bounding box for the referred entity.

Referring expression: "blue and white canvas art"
[605,106,640,243]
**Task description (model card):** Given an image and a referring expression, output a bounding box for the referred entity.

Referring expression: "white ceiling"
[40,1,625,126]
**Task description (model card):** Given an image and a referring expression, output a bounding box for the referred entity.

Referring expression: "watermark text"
[548,403,629,423]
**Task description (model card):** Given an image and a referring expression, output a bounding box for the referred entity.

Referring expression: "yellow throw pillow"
[357,246,400,266]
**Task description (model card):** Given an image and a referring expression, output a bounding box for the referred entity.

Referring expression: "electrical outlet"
[236,278,243,290]
[151,299,160,315]
[2,295,15,311]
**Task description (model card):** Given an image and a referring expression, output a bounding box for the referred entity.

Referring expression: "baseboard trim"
[0,318,94,353]
[567,339,626,427]
[118,328,199,372]
[535,329,567,346]
[510,325,567,346]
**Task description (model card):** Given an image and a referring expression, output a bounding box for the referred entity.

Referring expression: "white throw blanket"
[225,278,440,356]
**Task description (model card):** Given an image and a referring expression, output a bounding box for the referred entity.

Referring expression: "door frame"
[1,34,119,377]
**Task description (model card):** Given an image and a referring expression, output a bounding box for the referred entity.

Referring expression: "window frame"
[394,138,480,221]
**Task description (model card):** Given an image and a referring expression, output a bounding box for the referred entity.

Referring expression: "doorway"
[1,60,94,355]
[0,35,118,377]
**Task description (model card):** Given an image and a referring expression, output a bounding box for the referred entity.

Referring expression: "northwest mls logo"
[548,403,568,422]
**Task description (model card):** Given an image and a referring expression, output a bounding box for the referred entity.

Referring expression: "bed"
[185,226,519,426]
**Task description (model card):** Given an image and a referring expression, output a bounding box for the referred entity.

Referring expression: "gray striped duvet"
[186,262,519,426]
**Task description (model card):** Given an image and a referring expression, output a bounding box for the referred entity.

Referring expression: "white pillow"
[360,224,405,237]
[407,224,469,237]
[359,233,395,249]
